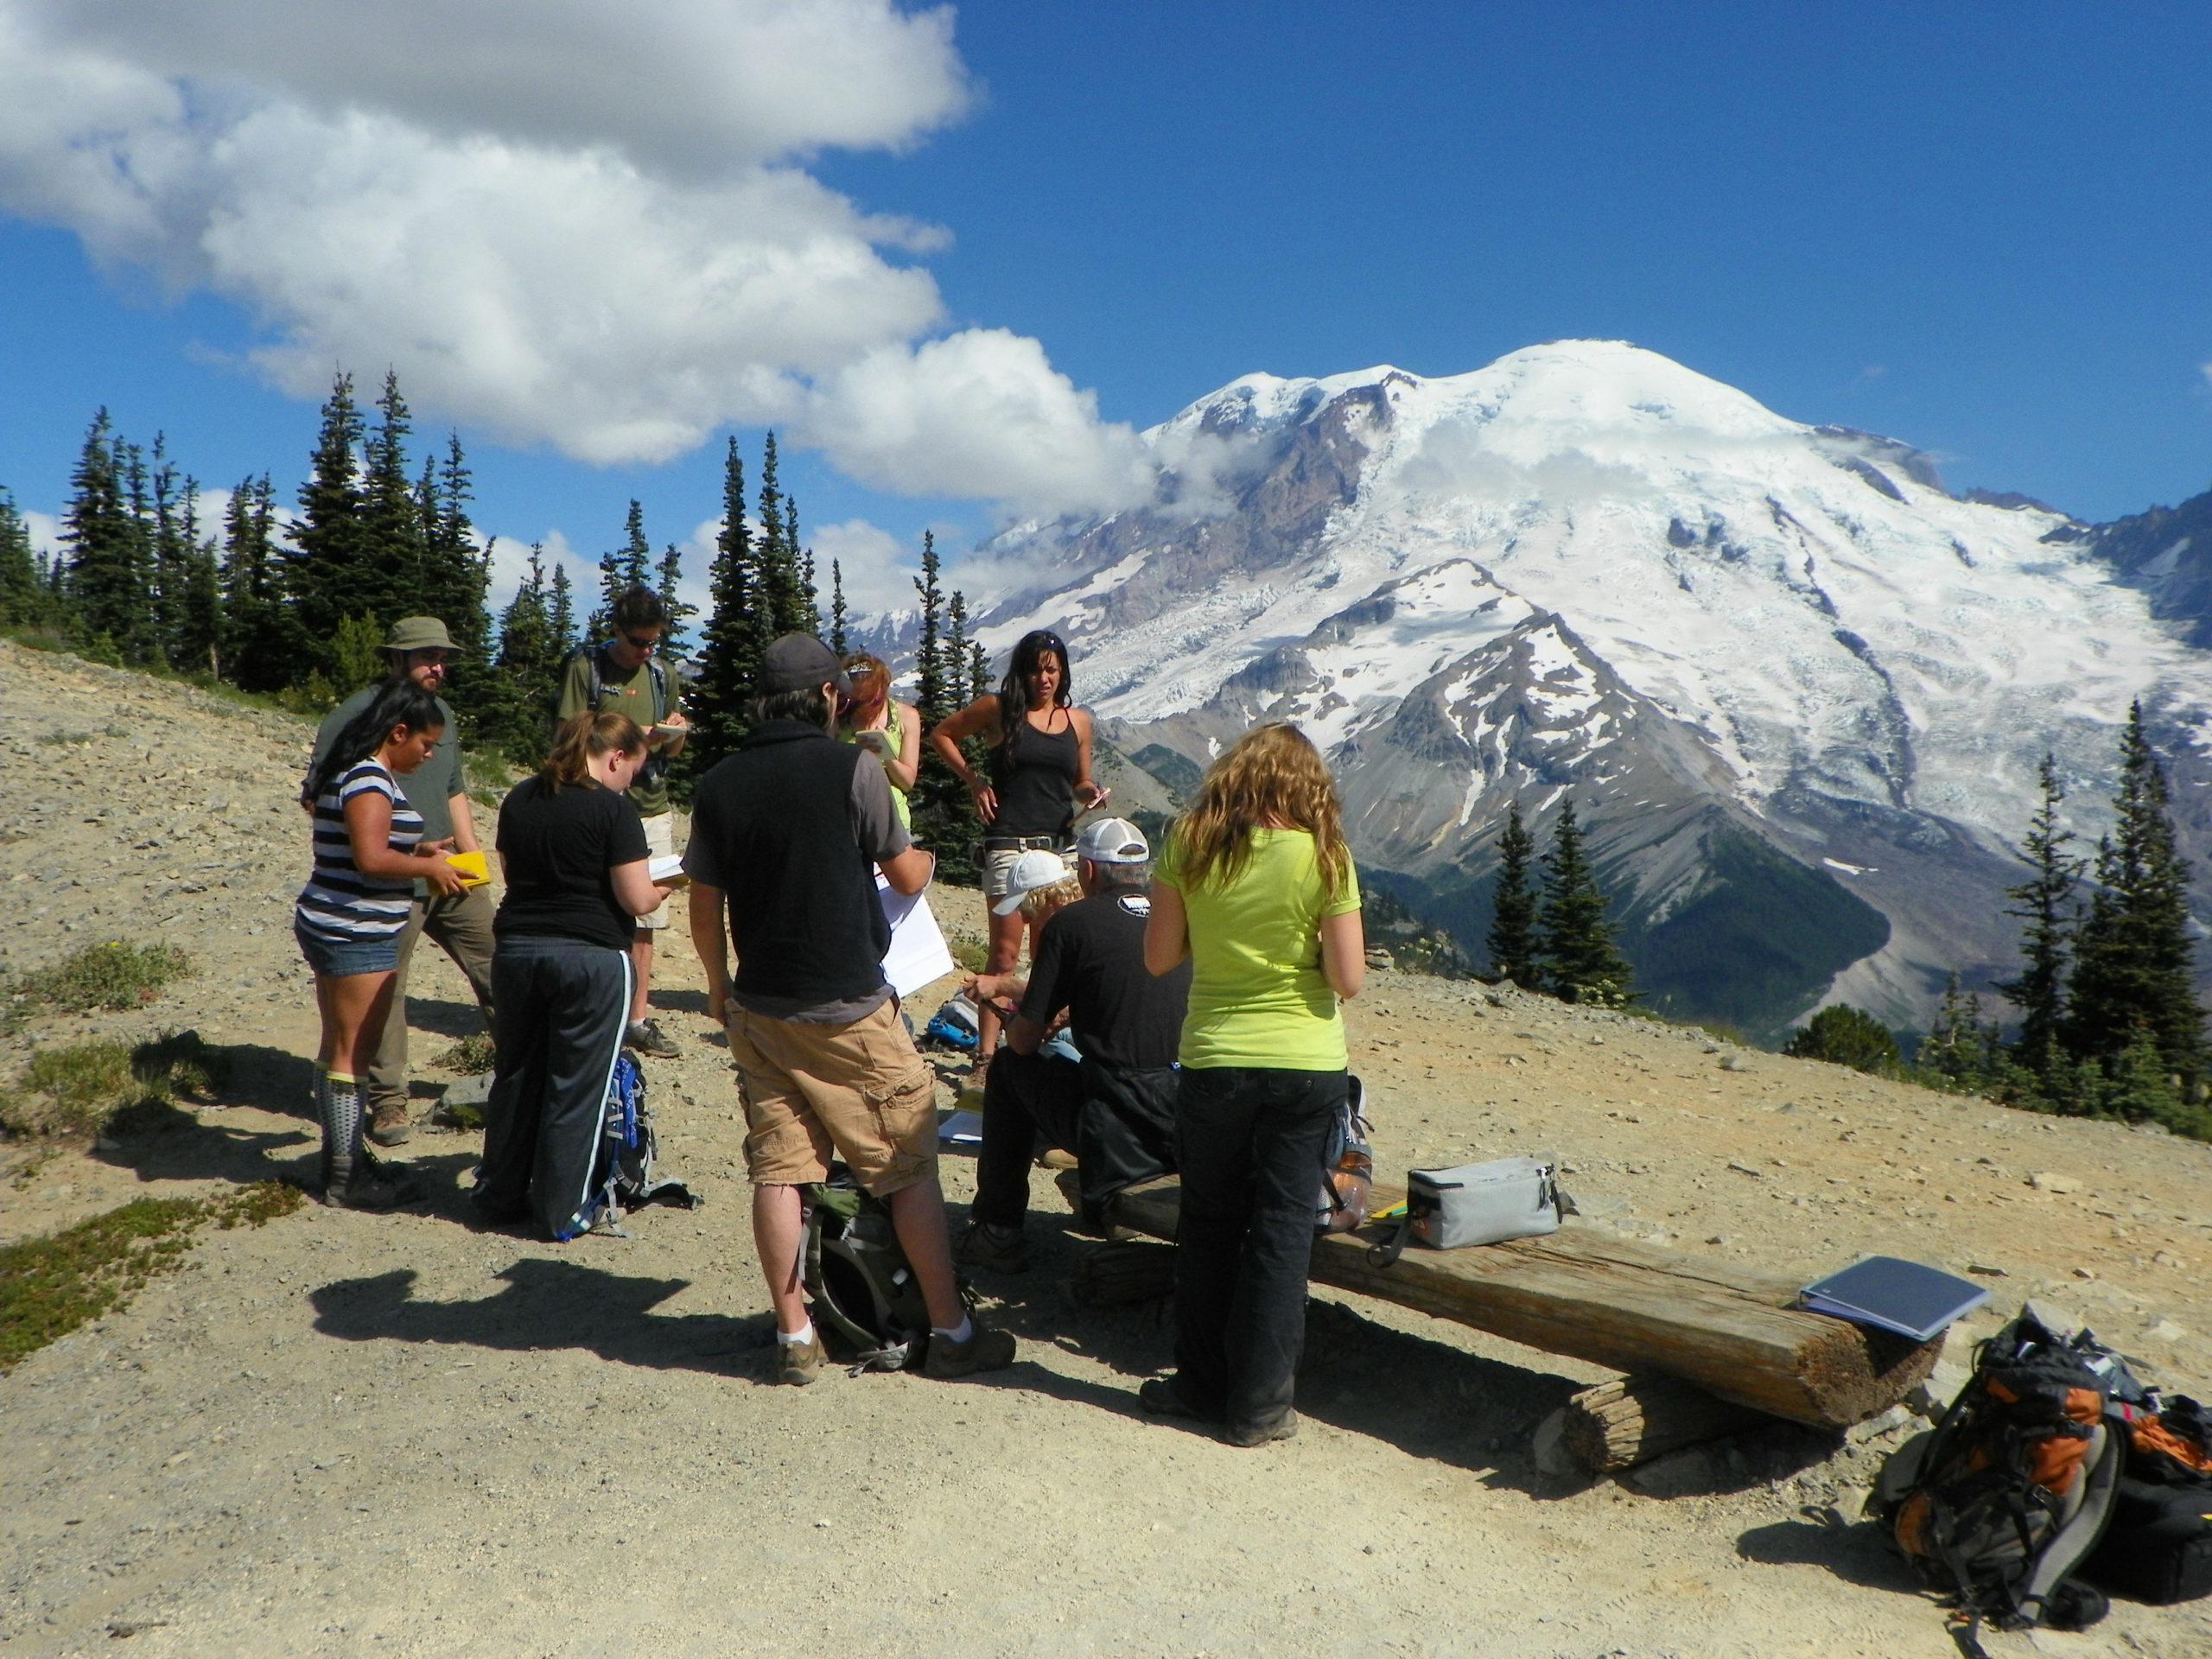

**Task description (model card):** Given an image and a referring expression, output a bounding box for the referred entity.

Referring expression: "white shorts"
[638,812,675,931]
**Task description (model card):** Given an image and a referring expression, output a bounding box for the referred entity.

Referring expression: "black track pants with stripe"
[478,936,632,1237]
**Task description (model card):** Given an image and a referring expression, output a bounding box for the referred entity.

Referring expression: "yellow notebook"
[447,851,491,889]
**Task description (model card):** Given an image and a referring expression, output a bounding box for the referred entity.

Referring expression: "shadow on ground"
[309,1259,750,1376]
[1736,1512,1930,1595]
[957,1217,1586,1476]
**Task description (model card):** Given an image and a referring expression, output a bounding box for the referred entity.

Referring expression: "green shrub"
[1783,1005,1903,1075]
[0,1030,226,1140]
[0,1183,302,1371]
[10,941,194,1015]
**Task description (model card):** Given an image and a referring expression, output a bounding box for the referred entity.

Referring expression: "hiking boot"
[921,1323,1017,1378]
[626,1019,680,1058]
[777,1334,824,1387]
[366,1100,412,1147]
[1222,1412,1299,1448]
[321,1156,410,1211]
[956,1222,1029,1274]
[1138,1377,1206,1421]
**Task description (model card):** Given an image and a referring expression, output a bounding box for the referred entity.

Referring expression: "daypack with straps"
[802,1166,972,1373]
[552,1052,700,1241]
[1315,1077,1373,1234]
[1871,1307,2135,1650]
[2083,1392,2212,1605]
[556,643,672,780]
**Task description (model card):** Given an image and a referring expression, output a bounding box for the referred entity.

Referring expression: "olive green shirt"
[556,646,681,817]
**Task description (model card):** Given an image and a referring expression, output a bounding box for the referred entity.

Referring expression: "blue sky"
[2,1,2206,624]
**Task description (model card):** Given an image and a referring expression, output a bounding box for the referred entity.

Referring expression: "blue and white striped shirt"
[296,760,424,942]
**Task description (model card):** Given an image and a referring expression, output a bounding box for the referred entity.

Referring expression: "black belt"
[982,835,1069,851]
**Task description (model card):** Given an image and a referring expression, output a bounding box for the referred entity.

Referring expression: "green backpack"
[802,1169,934,1372]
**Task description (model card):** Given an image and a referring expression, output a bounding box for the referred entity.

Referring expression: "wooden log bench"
[1103,1176,1939,1470]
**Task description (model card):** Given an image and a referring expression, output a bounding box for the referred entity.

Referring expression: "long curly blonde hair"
[1170,722,1351,901]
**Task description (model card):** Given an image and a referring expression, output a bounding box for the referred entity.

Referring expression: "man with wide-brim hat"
[302,615,495,1147]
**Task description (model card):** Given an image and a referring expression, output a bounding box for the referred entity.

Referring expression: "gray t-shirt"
[308,684,467,895]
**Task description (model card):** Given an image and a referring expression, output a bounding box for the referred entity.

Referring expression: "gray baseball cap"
[759,633,855,696]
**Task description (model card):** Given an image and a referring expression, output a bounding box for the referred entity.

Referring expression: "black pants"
[973,1052,1179,1230]
[476,936,632,1237]
[1170,1065,1345,1435]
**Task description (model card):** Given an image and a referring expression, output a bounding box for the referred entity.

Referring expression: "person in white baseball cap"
[989,849,1072,918]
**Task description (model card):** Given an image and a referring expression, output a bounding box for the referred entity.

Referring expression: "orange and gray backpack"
[1871,1309,2132,1654]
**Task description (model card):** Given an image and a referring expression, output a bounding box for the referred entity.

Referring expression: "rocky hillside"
[3,641,2210,1658]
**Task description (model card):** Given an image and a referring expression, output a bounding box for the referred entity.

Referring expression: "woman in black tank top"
[928,629,1109,1083]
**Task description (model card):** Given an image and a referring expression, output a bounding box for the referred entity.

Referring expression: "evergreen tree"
[1921,972,1993,1091]
[2064,704,2204,1093]
[219,475,290,693]
[690,438,764,771]
[829,558,848,654]
[1537,800,1634,1005]
[969,639,989,701]
[485,543,562,763]
[786,494,817,632]
[148,436,188,667]
[62,410,154,662]
[357,370,425,627]
[548,563,578,658]
[593,500,652,639]
[1485,802,1541,988]
[912,530,946,726]
[418,431,493,711]
[655,542,696,660]
[0,488,39,625]
[283,372,370,676]
[1997,753,2082,1080]
[172,478,223,677]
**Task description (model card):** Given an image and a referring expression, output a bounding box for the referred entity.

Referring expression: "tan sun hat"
[385,616,456,652]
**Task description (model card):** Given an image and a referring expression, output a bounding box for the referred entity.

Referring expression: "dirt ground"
[4,639,2210,1658]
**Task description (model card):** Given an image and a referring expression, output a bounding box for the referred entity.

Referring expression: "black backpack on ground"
[2083,1393,2212,1605]
[802,1166,939,1373]
[1870,1308,2133,1652]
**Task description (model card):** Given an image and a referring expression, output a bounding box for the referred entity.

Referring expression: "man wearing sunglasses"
[302,614,496,1147]
[556,585,689,1058]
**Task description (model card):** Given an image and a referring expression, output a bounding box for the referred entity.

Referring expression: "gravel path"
[4,640,2210,1658]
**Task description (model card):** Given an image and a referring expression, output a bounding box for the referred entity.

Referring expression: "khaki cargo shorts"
[724,998,937,1196]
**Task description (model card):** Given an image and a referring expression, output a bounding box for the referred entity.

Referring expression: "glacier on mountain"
[971,340,2212,1034]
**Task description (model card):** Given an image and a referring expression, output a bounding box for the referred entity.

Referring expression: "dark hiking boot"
[922,1324,1017,1378]
[321,1155,410,1211]
[956,1222,1029,1274]
[626,1019,680,1058]
[367,1100,412,1146]
[1221,1412,1299,1448]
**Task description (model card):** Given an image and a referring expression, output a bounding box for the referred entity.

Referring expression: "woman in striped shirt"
[296,681,469,1209]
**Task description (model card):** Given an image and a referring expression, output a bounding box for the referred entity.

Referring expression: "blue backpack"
[555,1054,701,1240]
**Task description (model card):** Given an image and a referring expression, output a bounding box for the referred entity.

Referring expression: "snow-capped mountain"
[971,340,2212,1036]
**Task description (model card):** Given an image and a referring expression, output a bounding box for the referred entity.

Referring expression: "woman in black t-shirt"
[927,629,1110,1087]
[473,712,671,1236]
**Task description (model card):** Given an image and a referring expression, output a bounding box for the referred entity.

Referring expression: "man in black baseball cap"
[684,635,1014,1383]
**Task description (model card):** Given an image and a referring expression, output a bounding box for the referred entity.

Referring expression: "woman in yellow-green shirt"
[1140,722,1365,1446]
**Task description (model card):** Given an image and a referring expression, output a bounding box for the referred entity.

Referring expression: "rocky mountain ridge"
[968,341,2212,1036]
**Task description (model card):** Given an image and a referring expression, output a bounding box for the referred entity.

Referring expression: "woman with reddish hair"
[837,652,920,830]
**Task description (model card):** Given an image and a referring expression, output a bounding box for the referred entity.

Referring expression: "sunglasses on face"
[620,632,659,652]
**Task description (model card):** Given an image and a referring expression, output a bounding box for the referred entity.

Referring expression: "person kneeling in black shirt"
[958,817,1192,1272]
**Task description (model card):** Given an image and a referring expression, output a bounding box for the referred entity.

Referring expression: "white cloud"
[808,329,1151,517]
[22,507,62,558]
[0,2,1153,516]
[810,518,919,619]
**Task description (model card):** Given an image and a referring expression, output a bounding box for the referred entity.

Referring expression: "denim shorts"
[294,918,401,978]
